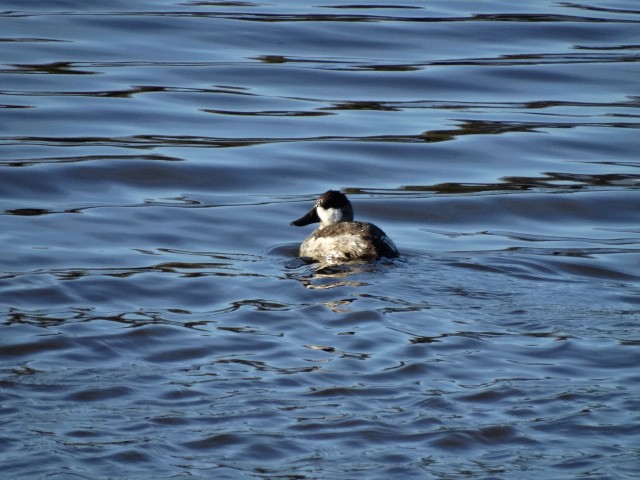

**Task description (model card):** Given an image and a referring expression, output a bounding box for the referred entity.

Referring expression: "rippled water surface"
[2,1,640,478]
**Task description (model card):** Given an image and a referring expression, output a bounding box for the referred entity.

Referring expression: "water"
[1,1,639,478]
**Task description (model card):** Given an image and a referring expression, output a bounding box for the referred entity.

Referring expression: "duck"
[290,190,399,263]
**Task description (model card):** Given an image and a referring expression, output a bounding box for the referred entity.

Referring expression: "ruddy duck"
[290,190,399,263]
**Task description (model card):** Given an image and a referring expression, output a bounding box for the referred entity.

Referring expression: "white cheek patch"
[318,207,348,225]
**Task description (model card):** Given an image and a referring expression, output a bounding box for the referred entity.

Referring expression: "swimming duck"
[290,190,399,263]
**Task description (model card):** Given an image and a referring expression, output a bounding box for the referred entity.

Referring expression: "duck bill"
[290,207,320,226]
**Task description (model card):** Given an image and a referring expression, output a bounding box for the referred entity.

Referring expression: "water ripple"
[2,1,640,478]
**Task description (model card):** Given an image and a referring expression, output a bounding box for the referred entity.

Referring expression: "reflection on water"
[1,0,640,478]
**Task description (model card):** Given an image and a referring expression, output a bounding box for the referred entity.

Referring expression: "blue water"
[1,1,639,478]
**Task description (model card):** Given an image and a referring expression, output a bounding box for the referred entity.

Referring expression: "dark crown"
[318,190,350,209]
